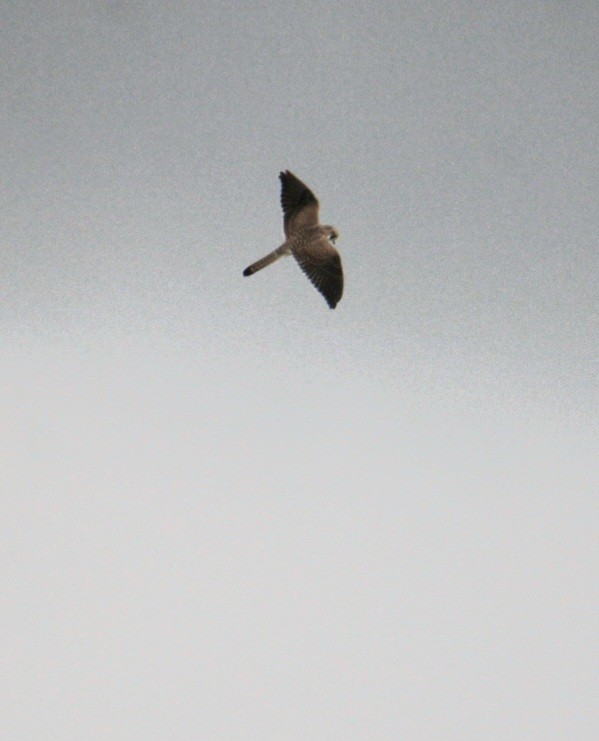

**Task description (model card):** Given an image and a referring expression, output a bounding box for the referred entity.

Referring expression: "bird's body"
[243,171,343,309]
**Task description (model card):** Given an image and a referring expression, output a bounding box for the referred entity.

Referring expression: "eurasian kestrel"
[243,171,343,309]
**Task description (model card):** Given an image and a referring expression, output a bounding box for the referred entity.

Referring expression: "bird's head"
[322,226,339,244]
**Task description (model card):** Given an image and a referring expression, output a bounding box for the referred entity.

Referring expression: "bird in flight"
[243,171,343,309]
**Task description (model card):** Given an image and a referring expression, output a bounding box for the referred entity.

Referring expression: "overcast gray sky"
[2,1,598,738]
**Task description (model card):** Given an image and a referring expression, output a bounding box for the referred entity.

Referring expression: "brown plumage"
[243,171,344,309]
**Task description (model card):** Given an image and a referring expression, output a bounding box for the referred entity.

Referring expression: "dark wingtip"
[243,266,253,277]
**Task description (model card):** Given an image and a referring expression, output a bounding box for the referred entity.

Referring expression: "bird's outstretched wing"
[292,237,343,309]
[280,170,320,237]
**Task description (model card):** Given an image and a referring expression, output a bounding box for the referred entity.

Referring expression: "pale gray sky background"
[1,1,598,738]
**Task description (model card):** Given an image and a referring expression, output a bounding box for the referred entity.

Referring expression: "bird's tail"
[243,248,284,277]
